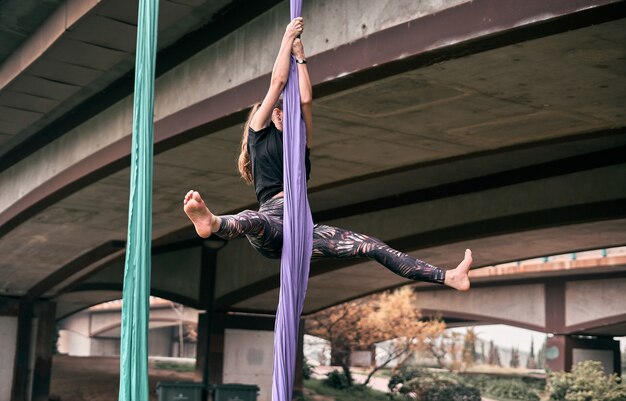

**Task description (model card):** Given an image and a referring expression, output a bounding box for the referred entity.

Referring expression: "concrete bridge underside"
[0,0,624,318]
[1,0,626,399]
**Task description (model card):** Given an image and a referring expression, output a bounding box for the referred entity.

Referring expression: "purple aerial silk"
[271,1,312,400]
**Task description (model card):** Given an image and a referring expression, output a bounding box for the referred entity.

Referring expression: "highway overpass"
[0,0,625,399]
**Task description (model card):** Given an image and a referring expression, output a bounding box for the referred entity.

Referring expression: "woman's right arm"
[249,18,303,131]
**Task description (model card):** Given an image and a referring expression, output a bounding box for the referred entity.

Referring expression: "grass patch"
[303,378,391,401]
[153,360,195,372]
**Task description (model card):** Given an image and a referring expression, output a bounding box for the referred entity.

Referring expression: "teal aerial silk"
[272,1,313,400]
[118,0,159,400]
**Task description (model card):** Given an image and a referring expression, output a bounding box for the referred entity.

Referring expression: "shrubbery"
[420,383,481,401]
[306,377,391,401]
[302,357,313,380]
[463,373,545,392]
[483,379,540,401]
[459,374,542,400]
[153,360,195,372]
[388,367,481,401]
[324,369,351,389]
[548,360,626,401]
[319,359,626,401]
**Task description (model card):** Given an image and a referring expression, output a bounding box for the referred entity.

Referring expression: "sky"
[451,325,626,354]
[450,325,546,354]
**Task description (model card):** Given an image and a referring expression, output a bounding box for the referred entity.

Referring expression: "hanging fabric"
[118,0,159,400]
[272,1,312,400]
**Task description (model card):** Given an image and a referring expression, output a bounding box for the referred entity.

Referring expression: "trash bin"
[157,381,204,401]
[212,383,259,401]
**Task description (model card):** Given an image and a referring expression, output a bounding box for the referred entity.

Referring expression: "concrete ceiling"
[0,0,255,162]
[51,17,626,319]
[0,0,625,334]
[0,0,65,63]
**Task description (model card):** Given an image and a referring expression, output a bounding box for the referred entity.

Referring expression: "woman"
[183,17,472,290]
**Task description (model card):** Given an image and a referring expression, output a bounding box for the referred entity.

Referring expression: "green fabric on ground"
[118,0,159,400]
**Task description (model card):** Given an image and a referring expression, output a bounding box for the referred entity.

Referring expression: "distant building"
[57,297,199,358]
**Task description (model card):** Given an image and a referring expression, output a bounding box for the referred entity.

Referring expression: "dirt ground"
[50,355,197,401]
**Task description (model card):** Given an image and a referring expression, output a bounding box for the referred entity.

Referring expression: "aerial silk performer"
[182,4,473,399]
[118,0,159,400]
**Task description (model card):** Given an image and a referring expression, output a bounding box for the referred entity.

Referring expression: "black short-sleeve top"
[247,122,311,204]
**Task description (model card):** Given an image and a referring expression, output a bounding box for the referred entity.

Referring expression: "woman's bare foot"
[444,249,472,291]
[183,190,220,238]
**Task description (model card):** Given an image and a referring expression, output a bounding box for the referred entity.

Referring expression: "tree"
[537,339,546,370]
[306,286,446,386]
[446,331,463,371]
[479,339,486,364]
[423,330,449,368]
[487,340,495,365]
[487,340,500,365]
[462,327,477,367]
[526,338,537,369]
[509,347,520,368]
[493,345,502,366]
[487,340,502,366]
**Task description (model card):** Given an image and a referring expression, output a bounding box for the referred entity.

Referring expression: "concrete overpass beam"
[416,284,546,331]
[565,277,626,331]
[0,0,472,216]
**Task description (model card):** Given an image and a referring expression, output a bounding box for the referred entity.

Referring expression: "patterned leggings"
[215,197,445,284]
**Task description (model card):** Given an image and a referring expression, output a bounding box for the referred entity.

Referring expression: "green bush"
[459,373,545,391]
[324,369,350,389]
[305,379,392,401]
[388,367,481,401]
[302,357,313,380]
[484,379,540,401]
[153,360,195,372]
[421,383,481,401]
[387,367,423,394]
[458,372,546,400]
[548,360,626,401]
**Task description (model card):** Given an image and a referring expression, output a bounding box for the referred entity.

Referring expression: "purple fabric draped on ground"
[271,1,312,400]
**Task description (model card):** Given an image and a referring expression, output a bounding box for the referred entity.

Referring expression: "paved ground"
[49,356,499,401]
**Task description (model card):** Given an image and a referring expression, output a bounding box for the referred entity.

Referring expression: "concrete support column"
[31,301,57,401]
[545,335,621,375]
[545,281,566,333]
[0,297,19,401]
[196,311,226,387]
[12,301,34,401]
[4,298,56,401]
[196,311,304,401]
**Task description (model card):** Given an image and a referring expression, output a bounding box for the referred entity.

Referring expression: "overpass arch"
[57,296,202,358]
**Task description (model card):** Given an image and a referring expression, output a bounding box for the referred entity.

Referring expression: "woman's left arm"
[293,38,313,147]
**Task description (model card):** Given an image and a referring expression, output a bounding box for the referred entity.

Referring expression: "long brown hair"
[238,102,261,184]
